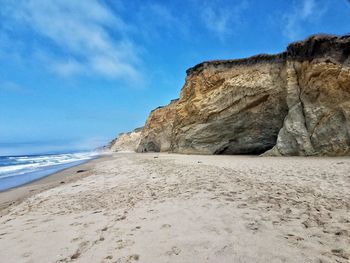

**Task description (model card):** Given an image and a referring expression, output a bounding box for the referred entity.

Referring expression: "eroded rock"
[268,35,350,156]
[137,99,178,152]
[120,34,350,156]
[171,57,288,154]
[109,127,143,152]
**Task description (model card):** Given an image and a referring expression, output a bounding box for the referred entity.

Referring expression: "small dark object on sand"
[60,181,65,184]
[197,161,202,164]
[70,251,81,260]
[76,170,87,173]
[154,156,158,159]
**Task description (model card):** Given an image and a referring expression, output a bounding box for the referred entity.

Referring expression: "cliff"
[268,35,350,156]
[109,127,143,152]
[171,55,288,154]
[136,99,178,152]
[127,34,350,156]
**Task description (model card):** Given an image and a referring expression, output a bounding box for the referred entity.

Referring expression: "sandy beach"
[0,153,349,263]
[0,155,110,217]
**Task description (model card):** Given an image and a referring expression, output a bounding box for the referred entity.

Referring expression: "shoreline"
[0,153,111,217]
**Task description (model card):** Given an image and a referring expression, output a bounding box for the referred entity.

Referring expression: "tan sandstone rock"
[109,127,143,152]
[122,34,350,156]
[136,99,178,152]
[268,35,350,156]
[170,55,288,154]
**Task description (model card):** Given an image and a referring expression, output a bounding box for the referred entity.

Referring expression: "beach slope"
[0,153,349,262]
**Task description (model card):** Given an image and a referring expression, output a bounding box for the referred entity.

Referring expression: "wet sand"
[0,153,349,263]
[0,154,111,217]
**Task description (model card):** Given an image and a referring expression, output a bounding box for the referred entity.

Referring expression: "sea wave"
[0,152,99,179]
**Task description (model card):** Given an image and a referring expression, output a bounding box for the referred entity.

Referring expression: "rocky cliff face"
[137,99,178,152]
[267,35,350,156]
[171,55,288,154]
[109,127,143,152]
[130,34,350,156]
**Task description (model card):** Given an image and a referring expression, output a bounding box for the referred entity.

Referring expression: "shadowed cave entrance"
[138,141,160,153]
[213,144,274,155]
[212,136,278,155]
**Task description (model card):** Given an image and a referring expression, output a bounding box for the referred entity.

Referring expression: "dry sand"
[0,153,349,263]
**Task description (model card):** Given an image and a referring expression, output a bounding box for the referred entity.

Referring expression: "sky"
[0,0,349,156]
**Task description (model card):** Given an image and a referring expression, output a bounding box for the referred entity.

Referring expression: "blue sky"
[0,0,349,155]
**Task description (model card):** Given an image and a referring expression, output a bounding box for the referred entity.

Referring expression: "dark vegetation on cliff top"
[187,34,350,75]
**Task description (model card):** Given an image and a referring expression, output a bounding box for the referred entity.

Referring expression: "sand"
[0,153,349,263]
[0,155,111,217]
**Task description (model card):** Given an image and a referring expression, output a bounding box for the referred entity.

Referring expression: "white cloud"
[301,0,316,18]
[283,0,328,40]
[51,59,85,77]
[1,0,141,81]
[199,0,249,40]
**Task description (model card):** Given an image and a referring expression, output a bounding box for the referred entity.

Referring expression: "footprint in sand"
[245,221,259,231]
[131,226,141,231]
[166,246,181,256]
[115,239,135,249]
[331,249,349,260]
[237,203,248,208]
[70,241,90,260]
[114,254,140,263]
[83,222,95,228]
[284,233,304,244]
[214,244,234,256]
[94,236,105,244]
[334,229,348,236]
[70,222,82,226]
[71,237,81,243]
[115,215,127,221]
[22,252,32,258]
[41,218,53,223]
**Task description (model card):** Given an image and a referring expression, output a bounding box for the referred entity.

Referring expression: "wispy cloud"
[283,0,328,40]
[1,0,141,81]
[199,0,249,40]
[344,0,350,9]
[51,59,86,78]
[0,80,26,94]
[134,3,189,42]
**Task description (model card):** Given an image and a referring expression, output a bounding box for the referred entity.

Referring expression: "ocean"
[0,152,99,191]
